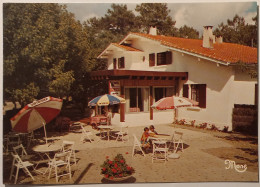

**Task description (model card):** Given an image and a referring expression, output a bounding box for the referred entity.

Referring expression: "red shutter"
[113,58,117,69]
[122,57,125,68]
[199,84,206,108]
[166,51,172,64]
[149,53,155,66]
[183,85,189,98]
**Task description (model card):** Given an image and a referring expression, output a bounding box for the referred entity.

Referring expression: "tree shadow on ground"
[238,148,258,156]
[73,163,94,184]
[215,135,258,145]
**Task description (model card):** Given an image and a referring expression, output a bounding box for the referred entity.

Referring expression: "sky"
[64,0,258,34]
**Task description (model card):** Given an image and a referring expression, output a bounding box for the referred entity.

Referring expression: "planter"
[102,175,133,183]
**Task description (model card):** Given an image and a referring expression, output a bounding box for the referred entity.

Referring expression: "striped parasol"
[10,96,63,143]
[88,94,126,106]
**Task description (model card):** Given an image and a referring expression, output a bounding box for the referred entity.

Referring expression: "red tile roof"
[112,43,143,52]
[128,32,257,64]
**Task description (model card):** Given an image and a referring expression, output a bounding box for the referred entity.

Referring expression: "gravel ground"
[2,123,259,185]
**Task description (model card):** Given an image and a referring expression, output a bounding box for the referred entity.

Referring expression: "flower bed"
[101,154,135,180]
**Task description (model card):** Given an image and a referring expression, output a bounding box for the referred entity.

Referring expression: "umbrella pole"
[43,122,47,144]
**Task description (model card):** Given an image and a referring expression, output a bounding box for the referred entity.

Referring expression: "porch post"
[150,86,153,120]
[120,86,125,122]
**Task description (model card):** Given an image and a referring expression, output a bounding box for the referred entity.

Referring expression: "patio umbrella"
[151,96,198,110]
[88,94,126,106]
[10,96,63,144]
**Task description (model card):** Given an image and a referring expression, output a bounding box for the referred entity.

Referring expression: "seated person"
[140,127,150,153]
[149,125,158,136]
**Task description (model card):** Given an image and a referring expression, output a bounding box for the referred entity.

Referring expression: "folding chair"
[115,125,129,142]
[9,153,35,184]
[61,140,77,165]
[152,140,168,164]
[80,123,93,143]
[5,134,21,153]
[48,151,72,183]
[13,144,34,161]
[132,134,146,157]
[168,131,183,153]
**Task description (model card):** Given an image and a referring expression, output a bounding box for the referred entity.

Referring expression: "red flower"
[106,156,109,159]
[108,160,113,164]
[110,176,114,180]
[127,166,131,171]
[112,169,117,173]
[105,174,109,178]
[120,160,124,163]
[125,152,129,154]
[102,167,106,171]
[119,174,123,177]
[114,163,118,168]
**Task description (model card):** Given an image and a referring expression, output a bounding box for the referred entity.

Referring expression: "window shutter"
[199,84,206,108]
[113,58,117,69]
[121,57,125,68]
[166,51,172,64]
[183,84,189,98]
[149,53,155,66]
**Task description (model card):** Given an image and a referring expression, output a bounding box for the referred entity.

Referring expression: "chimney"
[149,26,157,35]
[202,26,215,48]
[216,36,223,44]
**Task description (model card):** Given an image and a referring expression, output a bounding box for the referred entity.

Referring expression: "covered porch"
[89,70,188,126]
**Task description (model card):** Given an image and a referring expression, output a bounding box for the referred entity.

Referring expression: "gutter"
[162,45,230,66]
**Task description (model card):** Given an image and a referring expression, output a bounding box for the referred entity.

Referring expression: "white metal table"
[98,125,114,141]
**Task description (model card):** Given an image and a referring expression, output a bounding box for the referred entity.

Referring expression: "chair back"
[61,140,75,153]
[133,134,141,146]
[80,123,87,133]
[53,151,71,165]
[174,131,183,141]
[13,144,28,157]
[11,152,23,165]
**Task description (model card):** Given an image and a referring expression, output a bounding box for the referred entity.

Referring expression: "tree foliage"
[3,3,92,105]
[176,25,199,39]
[135,3,177,36]
[213,14,257,47]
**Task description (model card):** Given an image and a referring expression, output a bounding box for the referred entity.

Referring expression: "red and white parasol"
[10,96,63,143]
[151,96,198,110]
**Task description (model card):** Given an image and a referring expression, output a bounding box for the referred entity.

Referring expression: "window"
[118,57,125,69]
[113,58,117,69]
[128,88,148,112]
[154,87,175,102]
[157,51,172,66]
[149,53,155,66]
[183,84,206,108]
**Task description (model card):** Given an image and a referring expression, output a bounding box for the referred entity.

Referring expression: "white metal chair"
[115,125,129,142]
[48,151,72,183]
[9,153,35,184]
[13,144,34,161]
[168,131,184,153]
[80,123,93,143]
[132,134,146,157]
[61,140,77,165]
[152,140,168,164]
[5,134,21,153]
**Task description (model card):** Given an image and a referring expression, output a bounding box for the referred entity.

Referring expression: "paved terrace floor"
[2,123,259,184]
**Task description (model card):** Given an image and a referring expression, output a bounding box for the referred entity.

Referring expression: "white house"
[90,26,257,130]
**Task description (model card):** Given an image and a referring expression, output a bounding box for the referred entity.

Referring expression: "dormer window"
[157,51,172,66]
[118,57,125,69]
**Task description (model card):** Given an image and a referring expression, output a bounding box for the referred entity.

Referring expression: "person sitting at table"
[149,125,158,136]
[140,127,150,153]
